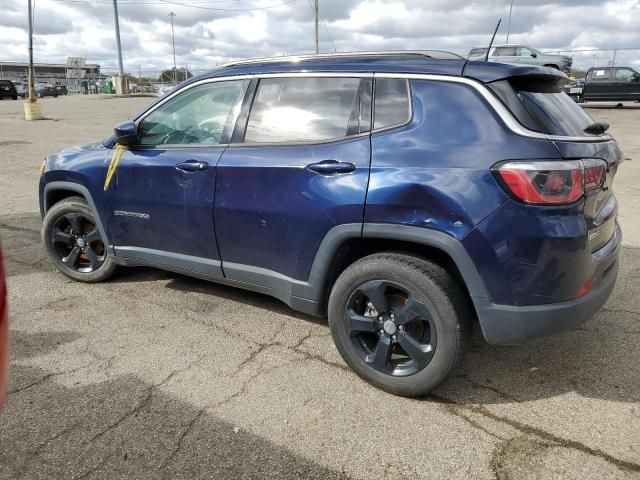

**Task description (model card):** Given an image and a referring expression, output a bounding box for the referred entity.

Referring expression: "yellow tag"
[103,144,128,191]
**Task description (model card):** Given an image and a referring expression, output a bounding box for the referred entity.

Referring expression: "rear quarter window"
[489,77,598,137]
[373,78,411,130]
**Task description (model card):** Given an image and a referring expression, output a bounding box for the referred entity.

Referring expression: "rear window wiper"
[583,122,610,135]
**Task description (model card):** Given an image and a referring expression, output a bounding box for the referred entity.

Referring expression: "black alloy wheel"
[51,213,106,273]
[346,280,437,376]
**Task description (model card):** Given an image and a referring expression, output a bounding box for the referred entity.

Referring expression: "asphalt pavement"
[0,95,638,479]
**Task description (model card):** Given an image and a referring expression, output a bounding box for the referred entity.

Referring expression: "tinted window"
[496,47,518,56]
[374,78,411,130]
[614,68,635,81]
[490,78,597,137]
[138,80,246,146]
[244,77,361,143]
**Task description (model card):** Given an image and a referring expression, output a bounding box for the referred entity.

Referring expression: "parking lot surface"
[0,95,639,479]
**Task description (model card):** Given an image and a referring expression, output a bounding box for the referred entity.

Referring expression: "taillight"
[494,159,606,205]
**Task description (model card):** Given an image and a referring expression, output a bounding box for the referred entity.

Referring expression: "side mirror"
[632,74,640,82]
[531,52,537,58]
[114,121,138,147]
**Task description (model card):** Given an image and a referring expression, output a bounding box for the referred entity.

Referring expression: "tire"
[12,96,17,100]
[42,196,117,283]
[328,253,472,397]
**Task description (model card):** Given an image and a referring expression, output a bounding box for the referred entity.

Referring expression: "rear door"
[493,46,520,64]
[214,75,372,284]
[584,68,612,100]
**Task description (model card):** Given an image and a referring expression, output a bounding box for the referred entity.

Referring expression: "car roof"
[166,51,567,96]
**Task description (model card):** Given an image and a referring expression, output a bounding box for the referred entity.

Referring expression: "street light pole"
[169,12,177,83]
[112,0,124,76]
[506,0,514,44]
[314,0,319,54]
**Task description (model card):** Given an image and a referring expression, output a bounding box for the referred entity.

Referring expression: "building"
[0,61,101,85]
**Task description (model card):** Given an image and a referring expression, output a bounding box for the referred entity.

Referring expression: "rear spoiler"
[462,60,568,84]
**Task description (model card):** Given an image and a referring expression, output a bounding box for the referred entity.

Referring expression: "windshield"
[489,77,598,137]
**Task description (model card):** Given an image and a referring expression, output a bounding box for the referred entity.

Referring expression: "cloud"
[0,0,638,72]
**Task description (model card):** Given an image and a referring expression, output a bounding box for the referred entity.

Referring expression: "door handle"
[176,160,209,172]
[307,160,356,175]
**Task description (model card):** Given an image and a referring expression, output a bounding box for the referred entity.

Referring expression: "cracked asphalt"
[0,95,639,479]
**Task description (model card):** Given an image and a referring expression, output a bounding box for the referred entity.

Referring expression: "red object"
[0,245,7,407]
[496,159,606,205]
[574,277,596,299]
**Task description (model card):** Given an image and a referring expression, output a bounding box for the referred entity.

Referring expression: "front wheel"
[42,196,116,282]
[328,253,472,397]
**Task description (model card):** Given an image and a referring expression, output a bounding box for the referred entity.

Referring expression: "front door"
[214,76,372,285]
[106,79,249,274]
[612,67,640,101]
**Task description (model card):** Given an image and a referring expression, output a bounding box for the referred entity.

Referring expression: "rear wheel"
[328,253,472,397]
[42,196,116,282]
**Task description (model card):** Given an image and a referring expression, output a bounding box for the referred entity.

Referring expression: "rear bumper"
[477,225,621,344]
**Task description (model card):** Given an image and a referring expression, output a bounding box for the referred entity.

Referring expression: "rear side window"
[495,46,518,56]
[468,48,487,57]
[588,69,611,81]
[244,77,362,143]
[373,78,411,130]
[489,77,597,137]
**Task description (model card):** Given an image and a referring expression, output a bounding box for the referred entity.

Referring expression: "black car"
[36,85,59,98]
[582,66,640,102]
[0,80,18,100]
[55,85,68,95]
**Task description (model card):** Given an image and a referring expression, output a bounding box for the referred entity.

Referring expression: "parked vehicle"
[468,44,572,73]
[36,84,59,98]
[11,81,27,98]
[0,242,8,407]
[562,78,584,100]
[39,51,621,396]
[55,85,68,95]
[582,66,640,102]
[0,80,18,100]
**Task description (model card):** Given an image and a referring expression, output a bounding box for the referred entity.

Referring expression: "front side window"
[614,68,635,81]
[243,77,362,143]
[138,80,246,146]
[374,78,411,130]
[518,47,536,57]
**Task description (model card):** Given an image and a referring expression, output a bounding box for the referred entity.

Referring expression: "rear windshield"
[468,48,487,57]
[489,77,597,137]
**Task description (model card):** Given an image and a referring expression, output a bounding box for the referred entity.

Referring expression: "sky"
[1,0,639,74]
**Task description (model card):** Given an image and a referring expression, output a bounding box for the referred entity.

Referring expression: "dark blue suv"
[39,52,622,396]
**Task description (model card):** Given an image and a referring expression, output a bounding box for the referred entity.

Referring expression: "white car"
[11,81,27,98]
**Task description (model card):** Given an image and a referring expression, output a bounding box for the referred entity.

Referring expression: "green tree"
[159,68,192,83]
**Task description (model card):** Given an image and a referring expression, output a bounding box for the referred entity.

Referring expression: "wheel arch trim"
[43,181,111,248]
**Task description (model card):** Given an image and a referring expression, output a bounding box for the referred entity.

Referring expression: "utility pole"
[27,0,36,102]
[506,0,514,43]
[169,12,177,84]
[112,0,124,76]
[611,49,617,67]
[314,0,319,54]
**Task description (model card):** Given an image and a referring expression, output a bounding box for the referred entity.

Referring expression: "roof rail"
[214,50,464,70]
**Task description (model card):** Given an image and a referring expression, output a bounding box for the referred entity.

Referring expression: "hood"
[46,142,109,173]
